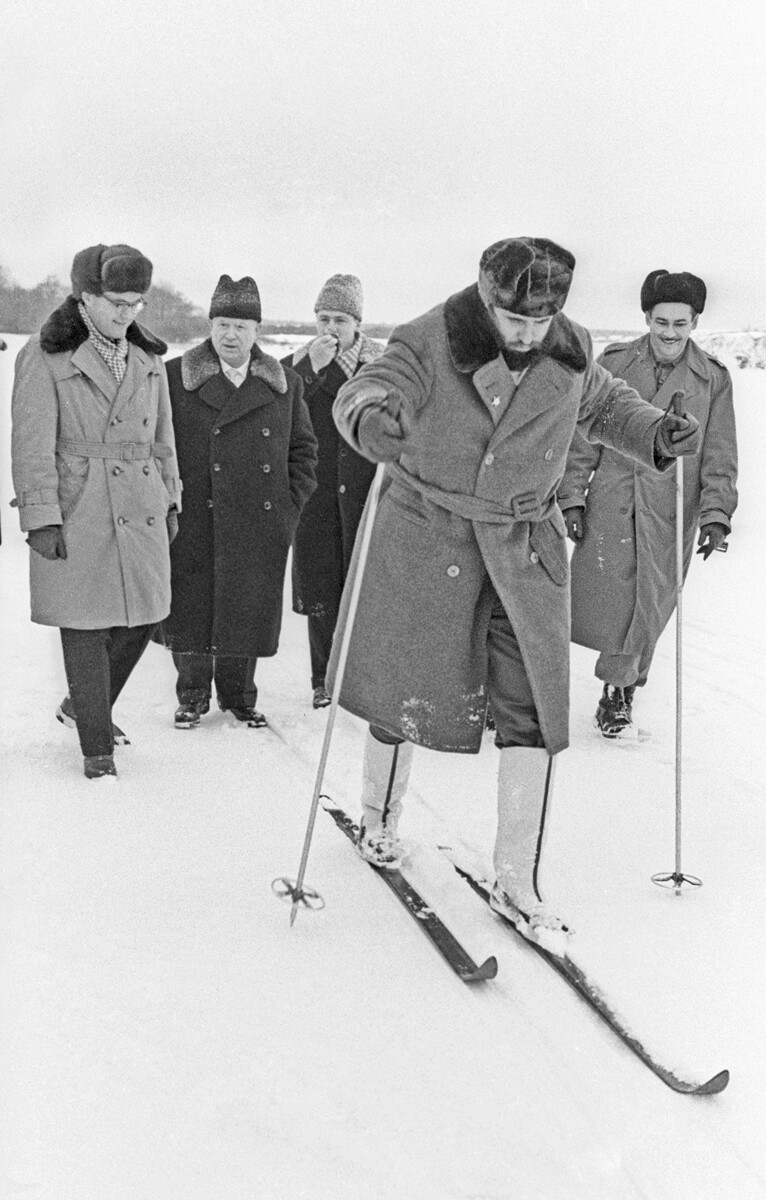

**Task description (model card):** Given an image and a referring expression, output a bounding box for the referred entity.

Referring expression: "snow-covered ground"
[1,332,765,1200]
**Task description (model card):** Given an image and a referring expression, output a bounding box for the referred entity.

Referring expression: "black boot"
[595,684,634,738]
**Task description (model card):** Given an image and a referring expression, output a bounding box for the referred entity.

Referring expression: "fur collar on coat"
[40,295,167,356]
[443,284,588,375]
[181,337,288,394]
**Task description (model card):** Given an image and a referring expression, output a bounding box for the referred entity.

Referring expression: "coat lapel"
[214,372,278,428]
[485,356,573,450]
[70,339,119,408]
[109,344,159,424]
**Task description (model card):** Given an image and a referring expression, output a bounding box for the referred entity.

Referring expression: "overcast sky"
[2,0,764,329]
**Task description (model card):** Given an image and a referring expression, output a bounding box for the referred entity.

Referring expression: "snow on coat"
[156,339,318,657]
[328,285,673,755]
[283,343,380,619]
[559,334,737,659]
[10,298,181,629]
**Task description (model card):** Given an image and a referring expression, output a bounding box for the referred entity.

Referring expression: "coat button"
[117,517,126,525]
[262,428,270,437]
[447,565,460,577]
[263,464,271,473]
[544,449,553,461]
[213,427,221,436]
[112,466,122,475]
[530,551,540,564]
[206,499,214,508]
[147,516,155,525]
[264,501,272,510]
[143,417,149,426]
[339,484,346,493]
[484,453,494,466]
[143,465,150,475]
[213,463,221,471]
[340,448,347,457]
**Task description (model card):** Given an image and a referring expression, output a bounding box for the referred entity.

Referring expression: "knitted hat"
[208,274,262,322]
[478,237,575,318]
[314,274,363,321]
[640,270,706,315]
[70,244,153,299]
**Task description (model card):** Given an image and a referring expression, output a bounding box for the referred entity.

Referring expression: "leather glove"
[357,403,410,460]
[563,507,586,542]
[655,410,701,458]
[166,510,179,544]
[697,522,728,560]
[26,525,67,560]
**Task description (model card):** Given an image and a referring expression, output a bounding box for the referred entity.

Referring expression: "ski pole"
[273,462,386,925]
[652,390,701,893]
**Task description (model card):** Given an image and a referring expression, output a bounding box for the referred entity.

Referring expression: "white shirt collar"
[219,356,249,386]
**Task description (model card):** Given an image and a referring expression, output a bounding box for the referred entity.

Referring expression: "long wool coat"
[329,285,674,756]
[11,297,181,629]
[559,335,737,661]
[156,339,317,657]
[283,339,381,619]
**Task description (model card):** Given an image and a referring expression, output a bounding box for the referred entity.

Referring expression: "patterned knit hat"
[640,270,706,315]
[478,238,575,318]
[314,274,363,321]
[70,244,153,299]
[209,274,262,322]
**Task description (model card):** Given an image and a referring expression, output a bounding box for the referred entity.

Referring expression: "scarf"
[78,301,129,382]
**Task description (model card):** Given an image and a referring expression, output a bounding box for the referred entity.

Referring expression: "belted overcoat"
[329,286,674,755]
[11,297,181,629]
[558,334,737,663]
[156,339,317,657]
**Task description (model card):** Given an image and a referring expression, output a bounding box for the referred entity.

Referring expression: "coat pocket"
[57,454,90,520]
[529,518,568,587]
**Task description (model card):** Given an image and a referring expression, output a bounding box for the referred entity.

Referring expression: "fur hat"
[70,244,153,299]
[208,274,262,323]
[478,237,575,318]
[640,270,706,315]
[314,274,363,321]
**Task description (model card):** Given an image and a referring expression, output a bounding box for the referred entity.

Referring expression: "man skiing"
[558,270,737,737]
[328,237,701,951]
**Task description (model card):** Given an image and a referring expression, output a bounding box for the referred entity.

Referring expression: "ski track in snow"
[1,334,765,1200]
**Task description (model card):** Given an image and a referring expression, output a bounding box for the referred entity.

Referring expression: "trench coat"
[11,297,181,629]
[283,337,381,618]
[328,285,674,755]
[156,339,317,657]
[558,335,737,661]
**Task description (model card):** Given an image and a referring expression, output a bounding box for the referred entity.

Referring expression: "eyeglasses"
[102,295,146,315]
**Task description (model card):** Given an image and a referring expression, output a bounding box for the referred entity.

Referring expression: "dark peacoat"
[283,337,381,619]
[157,339,317,657]
[559,334,737,659]
[11,297,181,629]
[328,286,676,756]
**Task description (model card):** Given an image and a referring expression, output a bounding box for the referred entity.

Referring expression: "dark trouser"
[595,650,652,689]
[370,588,545,751]
[308,609,338,690]
[60,624,156,757]
[172,653,258,710]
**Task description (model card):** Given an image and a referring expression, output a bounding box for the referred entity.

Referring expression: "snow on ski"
[321,797,498,984]
[439,843,729,1096]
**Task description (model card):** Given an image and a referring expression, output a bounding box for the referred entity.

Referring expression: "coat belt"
[387,462,554,524]
[56,438,173,461]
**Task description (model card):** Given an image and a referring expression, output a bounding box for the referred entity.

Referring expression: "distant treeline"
[0,266,395,343]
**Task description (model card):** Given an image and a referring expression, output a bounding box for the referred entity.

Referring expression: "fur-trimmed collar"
[181,337,288,394]
[443,284,588,375]
[39,295,167,356]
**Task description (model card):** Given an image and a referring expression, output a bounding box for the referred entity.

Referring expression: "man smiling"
[559,270,738,737]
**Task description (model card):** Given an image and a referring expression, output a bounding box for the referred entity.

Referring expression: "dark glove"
[166,510,179,544]
[655,410,701,458]
[697,522,728,560]
[26,525,67,560]
[563,507,586,542]
[357,404,410,460]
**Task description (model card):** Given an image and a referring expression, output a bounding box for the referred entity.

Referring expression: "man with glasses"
[11,243,181,779]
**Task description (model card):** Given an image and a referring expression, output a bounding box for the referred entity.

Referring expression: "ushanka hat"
[209,274,262,322]
[70,244,153,299]
[478,237,575,318]
[640,270,706,315]
[314,274,363,321]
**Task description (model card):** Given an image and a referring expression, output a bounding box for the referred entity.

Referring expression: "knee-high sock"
[360,731,414,837]
[493,747,556,908]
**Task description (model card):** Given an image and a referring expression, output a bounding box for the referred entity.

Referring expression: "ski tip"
[692,1068,730,1096]
[474,955,499,982]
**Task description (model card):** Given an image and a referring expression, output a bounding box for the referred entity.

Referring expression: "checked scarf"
[78,301,129,382]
